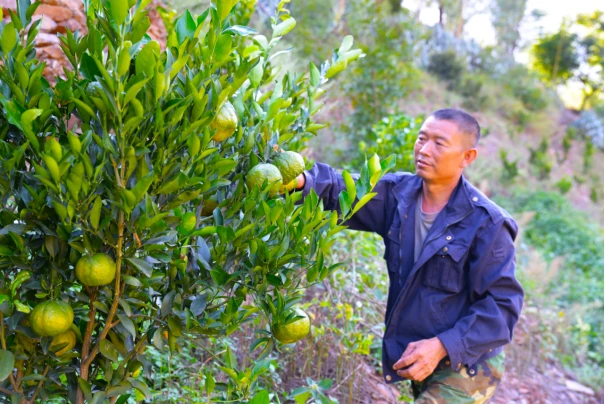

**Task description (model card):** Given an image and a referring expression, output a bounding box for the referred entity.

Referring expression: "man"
[293,108,524,403]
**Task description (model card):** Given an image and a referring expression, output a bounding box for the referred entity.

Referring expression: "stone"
[37,4,73,22]
[564,380,595,396]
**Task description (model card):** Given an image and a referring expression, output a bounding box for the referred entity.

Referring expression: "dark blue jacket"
[302,162,524,384]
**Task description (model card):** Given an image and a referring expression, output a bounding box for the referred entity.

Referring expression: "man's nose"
[418,142,431,156]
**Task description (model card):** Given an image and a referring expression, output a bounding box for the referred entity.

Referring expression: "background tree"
[491,0,528,56]
[531,12,604,110]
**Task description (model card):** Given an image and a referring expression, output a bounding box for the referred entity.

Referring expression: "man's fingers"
[393,349,419,370]
[397,362,431,382]
[396,362,422,380]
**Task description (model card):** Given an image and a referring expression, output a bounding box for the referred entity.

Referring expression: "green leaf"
[342,171,356,203]
[14,301,29,313]
[0,349,15,381]
[10,271,31,297]
[130,172,154,203]
[125,258,153,277]
[123,77,150,106]
[122,275,143,287]
[249,390,269,404]
[175,10,196,44]
[273,16,296,37]
[99,340,119,362]
[338,191,351,217]
[89,196,102,230]
[2,22,17,54]
[214,34,232,62]
[109,0,128,25]
[351,192,377,215]
[128,378,152,399]
[338,35,354,53]
[310,62,320,87]
[161,291,176,318]
[78,378,93,401]
[117,314,136,338]
[222,25,257,36]
[20,109,42,151]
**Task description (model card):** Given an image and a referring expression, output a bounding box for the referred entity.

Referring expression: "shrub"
[354,113,423,173]
[0,1,391,402]
[426,50,465,90]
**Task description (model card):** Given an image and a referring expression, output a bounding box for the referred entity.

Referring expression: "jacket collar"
[391,174,474,223]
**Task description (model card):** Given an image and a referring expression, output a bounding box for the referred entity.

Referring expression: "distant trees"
[531,11,604,110]
[491,0,528,56]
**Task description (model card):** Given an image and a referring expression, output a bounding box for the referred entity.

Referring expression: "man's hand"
[295,173,305,189]
[392,337,448,382]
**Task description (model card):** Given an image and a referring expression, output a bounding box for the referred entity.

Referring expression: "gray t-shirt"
[414,192,440,262]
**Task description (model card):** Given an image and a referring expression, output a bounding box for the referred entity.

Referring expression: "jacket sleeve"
[436,218,524,370]
[301,162,392,238]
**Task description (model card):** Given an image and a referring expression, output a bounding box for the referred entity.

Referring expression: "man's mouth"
[416,159,430,167]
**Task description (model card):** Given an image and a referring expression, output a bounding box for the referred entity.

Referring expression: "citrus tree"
[0,0,393,402]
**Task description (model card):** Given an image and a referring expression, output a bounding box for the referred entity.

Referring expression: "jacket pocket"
[423,243,468,293]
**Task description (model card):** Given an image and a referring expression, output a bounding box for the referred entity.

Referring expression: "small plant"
[555,176,572,194]
[289,377,338,403]
[529,137,553,179]
[427,50,465,90]
[500,149,519,182]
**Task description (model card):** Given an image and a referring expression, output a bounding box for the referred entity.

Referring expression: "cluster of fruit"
[212,100,306,196]
[29,254,116,356]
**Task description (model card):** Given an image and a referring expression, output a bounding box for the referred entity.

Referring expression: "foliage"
[354,113,423,173]
[495,190,604,389]
[0,0,395,402]
[554,176,572,194]
[528,137,553,179]
[341,1,421,146]
[499,149,519,182]
[531,12,604,109]
[426,49,465,89]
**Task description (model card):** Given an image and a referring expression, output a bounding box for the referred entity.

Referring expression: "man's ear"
[461,148,477,168]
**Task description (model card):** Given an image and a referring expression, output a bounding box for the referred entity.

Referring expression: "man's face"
[413,116,476,183]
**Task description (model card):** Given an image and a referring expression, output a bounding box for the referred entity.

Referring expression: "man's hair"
[430,108,480,147]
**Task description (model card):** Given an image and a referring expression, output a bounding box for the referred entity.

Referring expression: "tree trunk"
[439,3,444,25]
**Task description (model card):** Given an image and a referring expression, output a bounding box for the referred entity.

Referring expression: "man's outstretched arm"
[294,162,396,238]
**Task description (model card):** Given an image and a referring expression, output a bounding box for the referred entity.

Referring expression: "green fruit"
[50,329,77,356]
[30,301,74,337]
[201,195,219,216]
[246,163,283,196]
[76,253,116,287]
[211,101,238,142]
[273,151,305,184]
[178,212,197,234]
[271,308,311,344]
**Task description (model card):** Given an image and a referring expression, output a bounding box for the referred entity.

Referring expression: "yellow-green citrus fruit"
[246,163,283,196]
[178,212,196,234]
[272,308,311,344]
[76,253,116,287]
[201,195,219,216]
[50,329,77,356]
[273,151,305,184]
[30,301,74,337]
[211,101,238,142]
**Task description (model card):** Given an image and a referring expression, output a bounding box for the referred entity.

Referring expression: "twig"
[330,363,364,393]
[28,364,49,404]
